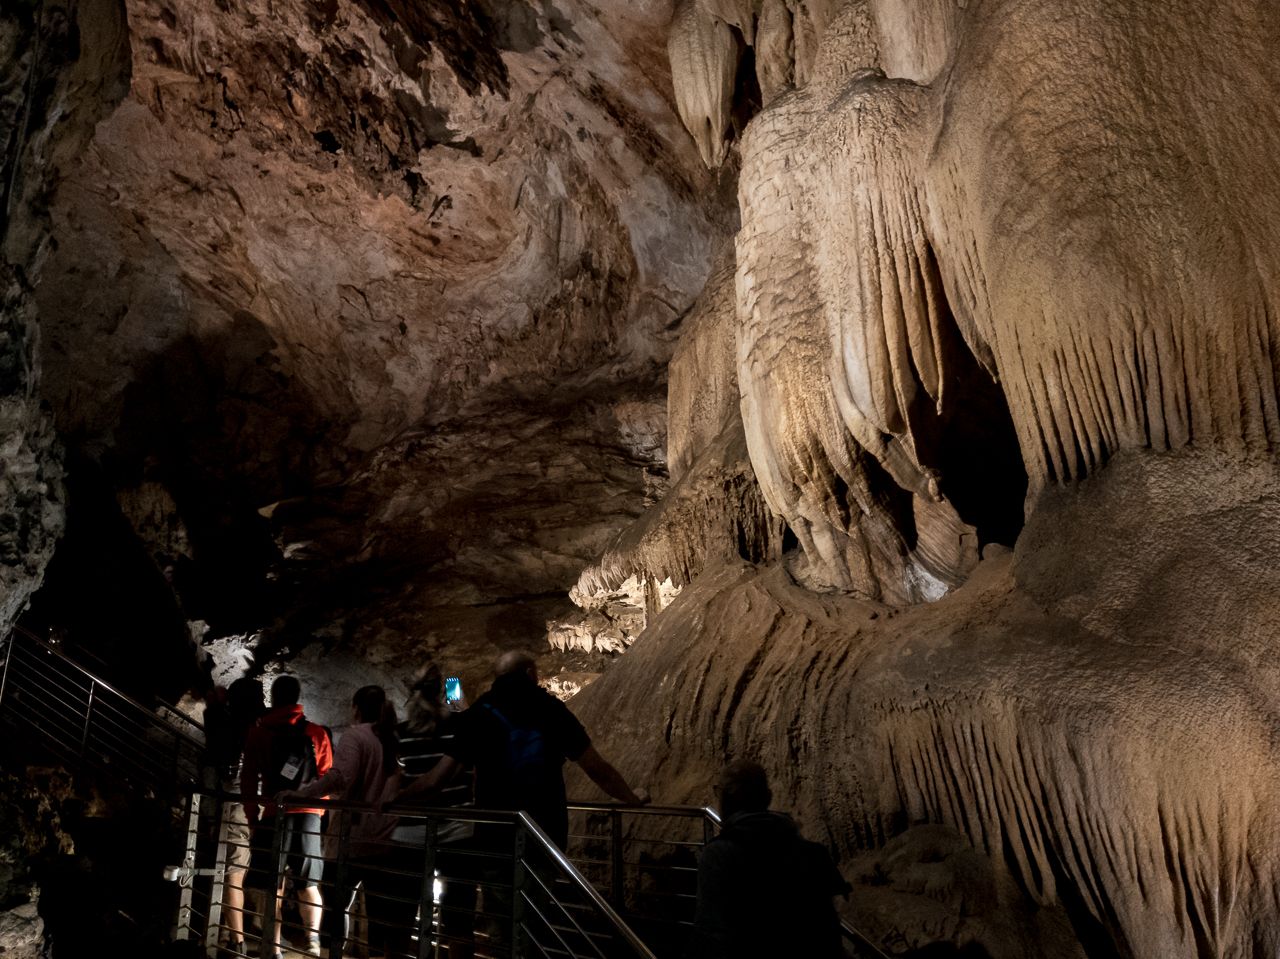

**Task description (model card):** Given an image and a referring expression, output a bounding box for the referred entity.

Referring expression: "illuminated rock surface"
[4,0,1280,956]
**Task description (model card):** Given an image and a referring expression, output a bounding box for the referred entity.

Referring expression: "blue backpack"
[482,704,556,795]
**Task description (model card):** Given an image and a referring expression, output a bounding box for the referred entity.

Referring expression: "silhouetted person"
[692,760,851,959]
[240,675,333,957]
[400,650,646,847]
[201,676,264,956]
[399,650,646,958]
[279,684,400,957]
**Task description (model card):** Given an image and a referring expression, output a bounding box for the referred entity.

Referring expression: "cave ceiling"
[27,0,731,671]
[9,0,1280,955]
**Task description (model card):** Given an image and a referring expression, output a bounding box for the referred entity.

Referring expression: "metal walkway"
[0,628,890,959]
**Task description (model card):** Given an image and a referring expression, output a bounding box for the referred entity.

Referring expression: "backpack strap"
[482,703,513,729]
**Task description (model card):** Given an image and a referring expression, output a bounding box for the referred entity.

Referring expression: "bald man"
[400,650,646,848]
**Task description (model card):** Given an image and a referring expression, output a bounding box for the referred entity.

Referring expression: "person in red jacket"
[240,675,333,958]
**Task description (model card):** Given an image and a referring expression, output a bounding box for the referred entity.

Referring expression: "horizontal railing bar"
[4,701,84,743]
[516,813,655,959]
[6,629,206,750]
[7,650,93,699]
[568,802,716,819]
[6,668,92,714]
[519,888,597,959]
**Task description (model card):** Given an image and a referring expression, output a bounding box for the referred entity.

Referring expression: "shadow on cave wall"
[25,308,339,699]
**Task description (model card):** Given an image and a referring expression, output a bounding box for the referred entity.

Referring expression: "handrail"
[170,787,659,958]
[565,799,892,959]
[0,628,206,799]
[516,810,658,959]
[5,626,206,751]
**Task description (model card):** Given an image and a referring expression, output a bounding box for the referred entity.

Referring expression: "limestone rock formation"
[574,253,783,607]
[0,0,130,632]
[14,0,730,683]
[667,0,1280,600]
[6,0,1280,957]
[564,2,1280,958]
[573,451,1280,959]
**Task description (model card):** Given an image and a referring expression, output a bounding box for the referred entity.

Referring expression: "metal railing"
[0,630,889,957]
[563,803,891,959]
[0,627,206,795]
[171,791,658,959]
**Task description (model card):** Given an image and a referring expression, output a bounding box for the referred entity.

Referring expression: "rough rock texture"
[666,0,1280,598]
[584,8,1280,925]
[0,768,75,959]
[9,2,1280,957]
[846,825,1084,959]
[0,0,130,632]
[574,253,783,606]
[573,450,1280,959]
[18,0,731,682]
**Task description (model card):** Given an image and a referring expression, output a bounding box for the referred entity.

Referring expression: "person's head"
[352,685,387,724]
[716,760,771,818]
[495,650,538,684]
[227,677,264,722]
[411,663,443,704]
[270,675,301,708]
[403,662,446,736]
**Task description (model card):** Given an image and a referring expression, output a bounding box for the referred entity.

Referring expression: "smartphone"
[445,677,463,703]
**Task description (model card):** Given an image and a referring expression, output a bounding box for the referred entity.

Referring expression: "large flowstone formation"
[3,0,1280,957]
[571,0,1280,957]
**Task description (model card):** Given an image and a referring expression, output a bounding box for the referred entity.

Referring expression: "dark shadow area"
[728,29,763,145]
[27,308,340,701]
[905,249,1028,549]
[88,310,333,636]
[19,453,195,703]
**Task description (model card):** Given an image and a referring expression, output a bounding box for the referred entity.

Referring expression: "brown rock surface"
[5,1,1280,956]
[0,0,130,630]
[573,450,1280,958]
[17,0,731,685]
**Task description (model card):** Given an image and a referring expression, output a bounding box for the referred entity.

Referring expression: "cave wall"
[6,0,1280,954]
[568,1,1280,957]
[574,451,1280,958]
[0,0,130,633]
[15,0,736,686]
[664,0,1280,601]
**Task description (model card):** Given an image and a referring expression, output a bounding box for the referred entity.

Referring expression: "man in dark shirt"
[397,651,646,958]
[692,761,851,959]
[401,650,646,847]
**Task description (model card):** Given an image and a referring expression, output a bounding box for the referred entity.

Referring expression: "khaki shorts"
[221,801,251,872]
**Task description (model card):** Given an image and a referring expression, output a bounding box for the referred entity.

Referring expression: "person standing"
[397,651,647,958]
[691,761,851,959]
[240,675,333,958]
[400,650,647,847]
[202,677,265,957]
[277,685,400,957]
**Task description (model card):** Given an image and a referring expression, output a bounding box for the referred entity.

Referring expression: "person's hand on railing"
[274,789,305,809]
[634,787,652,806]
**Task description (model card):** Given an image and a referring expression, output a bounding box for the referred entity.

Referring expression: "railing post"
[702,815,715,846]
[176,793,201,941]
[259,812,287,959]
[329,808,353,959]
[610,808,624,910]
[0,630,15,712]
[415,818,439,959]
[511,821,527,959]
[80,680,96,758]
[206,794,228,958]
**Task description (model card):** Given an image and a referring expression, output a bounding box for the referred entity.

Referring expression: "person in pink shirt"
[278,685,400,956]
